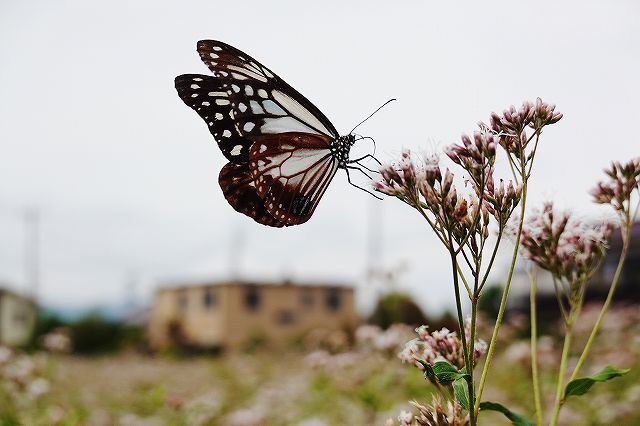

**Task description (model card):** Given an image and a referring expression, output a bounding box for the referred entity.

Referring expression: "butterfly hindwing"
[249,132,338,226]
[218,162,285,227]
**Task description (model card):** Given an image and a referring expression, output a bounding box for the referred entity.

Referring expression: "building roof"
[157,279,354,293]
[0,286,36,305]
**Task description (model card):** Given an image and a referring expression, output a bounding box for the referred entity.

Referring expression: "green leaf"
[479,401,534,426]
[432,361,463,383]
[453,377,469,410]
[564,365,630,398]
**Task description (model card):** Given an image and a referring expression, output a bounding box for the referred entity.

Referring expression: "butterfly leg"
[344,166,383,200]
[349,160,380,174]
[348,154,382,166]
[353,135,378,156]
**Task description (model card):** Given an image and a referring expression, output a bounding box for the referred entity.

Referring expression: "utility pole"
[366,198,383,287]
[228,223,246,280]
[24,208,40,302]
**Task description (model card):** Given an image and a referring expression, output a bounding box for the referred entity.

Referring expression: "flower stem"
[568,217,631,382]
[550,323,573,426]
[529,267,543,426]
[447,233,475,426]
[474,174,528,414]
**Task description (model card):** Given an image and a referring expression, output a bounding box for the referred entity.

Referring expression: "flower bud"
[453,198,468,222]
[442,169,454,195]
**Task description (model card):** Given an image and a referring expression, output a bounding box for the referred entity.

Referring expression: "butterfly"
[175,40,389,227]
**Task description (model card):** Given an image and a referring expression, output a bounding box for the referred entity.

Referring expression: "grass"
[1,304,639,425]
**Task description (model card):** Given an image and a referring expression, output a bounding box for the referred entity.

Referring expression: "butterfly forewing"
[195,40,339,139]
[249,133,338,225]
[175,73,251,162]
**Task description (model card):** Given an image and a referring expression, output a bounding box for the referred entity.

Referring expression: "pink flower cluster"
[387,397,469,426]
[591,158,640,213]
[398,326,486,371]
[488,98,562,156]
[518,202,614,283]
[445,132,496,186]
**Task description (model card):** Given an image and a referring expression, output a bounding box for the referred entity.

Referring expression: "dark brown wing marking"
[219,162,285,227]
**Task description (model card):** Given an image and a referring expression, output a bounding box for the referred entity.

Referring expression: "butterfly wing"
[249,132,338,226]
[175,40,341,227]
[175,40,339,163]
[218,162,286,227]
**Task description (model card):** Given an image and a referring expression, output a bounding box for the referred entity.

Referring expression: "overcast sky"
[1,1,638,314]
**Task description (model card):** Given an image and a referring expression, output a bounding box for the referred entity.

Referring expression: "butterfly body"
[175,40,373,227]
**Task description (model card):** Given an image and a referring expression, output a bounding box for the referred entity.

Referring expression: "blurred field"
[1,304,639,425]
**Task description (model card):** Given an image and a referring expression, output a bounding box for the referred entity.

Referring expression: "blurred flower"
[0,346,12,364]
[387,397,469,426]
[42,327,71,353]
[356,324,414,353]
[515,202,613,285]
[591,157,640,213]
[26,377,50,398]
[398,410,414,426]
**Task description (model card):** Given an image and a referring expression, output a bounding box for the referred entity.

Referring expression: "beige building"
[0,288,37,347]
[148,281,358,350]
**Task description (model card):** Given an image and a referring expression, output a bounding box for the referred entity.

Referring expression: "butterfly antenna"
[349,98,396,134]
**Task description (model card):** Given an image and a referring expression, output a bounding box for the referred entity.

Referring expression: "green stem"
[529,268,543,426]
[447,232,475,426]
[474,174,528,414]
[469,293,478,421]
[550,323,573,426]
[478,229,504,294]
[568,217,632,382]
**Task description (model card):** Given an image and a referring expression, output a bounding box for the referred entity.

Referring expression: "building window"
[177,290,188,311]
[301,288,314,306]
[244,286,261,311]
[203,287,216,309]
[275,309,295,325]
[326,287,341,311]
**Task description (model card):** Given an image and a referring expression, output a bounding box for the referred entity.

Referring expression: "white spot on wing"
[232,84,240,93]
[223,130,232,137]
[259,145,267,153]
[191,84,200,89]
[216,99,230,105]
[202,101,210,106]
[238,103,247,112]
[193,77,203,82]
[245,86,254,96]
[231,145,242,156]
[263,100,286,116]
[258,89,268,99]
[210,52,219,59]
[243,122,255,132]
[250,101,265,114]
[208,91,227,97]
[212,46,222,51]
